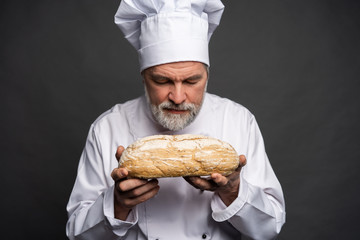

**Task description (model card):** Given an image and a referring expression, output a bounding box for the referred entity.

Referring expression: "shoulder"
[93,97,141,123]
[205,93,254,120]
[90,96,143,133]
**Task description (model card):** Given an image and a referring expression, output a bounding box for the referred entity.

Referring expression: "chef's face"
[143,61,208,131]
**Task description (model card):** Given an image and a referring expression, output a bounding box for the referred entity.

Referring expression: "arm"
[66,126,157,239]
[111,146,160,220]
[185,116,286,239]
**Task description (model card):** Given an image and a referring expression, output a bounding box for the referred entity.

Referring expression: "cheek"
[148,86,169,105]
[187,85,206,104]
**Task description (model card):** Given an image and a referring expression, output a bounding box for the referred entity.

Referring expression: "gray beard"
[144,87,204,131]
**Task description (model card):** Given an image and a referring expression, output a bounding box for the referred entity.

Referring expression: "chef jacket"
[66,93,286,240]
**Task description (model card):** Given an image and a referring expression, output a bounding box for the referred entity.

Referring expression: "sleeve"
[211,116,286,240]
[66,124,138,239]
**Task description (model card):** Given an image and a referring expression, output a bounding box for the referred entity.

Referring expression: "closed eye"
[154,79,170,85]
[184,74,203,85]
[184,80,199,85]
[150,75,172,85]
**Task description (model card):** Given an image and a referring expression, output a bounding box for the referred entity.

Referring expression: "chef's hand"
[184,155,246,206]
[111,146,160,220]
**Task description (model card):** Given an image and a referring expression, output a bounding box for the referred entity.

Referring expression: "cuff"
[211,172,249,222]
[103,185,138,235]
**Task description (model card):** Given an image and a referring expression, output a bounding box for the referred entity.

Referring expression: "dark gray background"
[1,0,359,239]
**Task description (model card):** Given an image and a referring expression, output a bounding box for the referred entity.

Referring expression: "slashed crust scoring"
[119,134,239,178]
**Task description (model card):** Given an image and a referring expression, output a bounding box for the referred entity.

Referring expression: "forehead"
[145,61,207,77]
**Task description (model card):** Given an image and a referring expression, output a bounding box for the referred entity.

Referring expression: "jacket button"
[202,234,207,239]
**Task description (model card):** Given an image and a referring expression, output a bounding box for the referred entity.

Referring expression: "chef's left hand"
[184,155,246,206]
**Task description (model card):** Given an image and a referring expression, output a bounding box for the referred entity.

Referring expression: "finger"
[111,167,128,181]
[183,176,200,189]
[117,178,150,192]
[120,183,160,209]
[120,179,159,199]
[184,176,217,191]
[115,146,125,161]
[211,173,228,187]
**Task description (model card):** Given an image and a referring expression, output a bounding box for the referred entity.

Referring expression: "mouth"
[163,108,189,114]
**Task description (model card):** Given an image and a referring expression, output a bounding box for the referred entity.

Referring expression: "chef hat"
[114,0,224,72]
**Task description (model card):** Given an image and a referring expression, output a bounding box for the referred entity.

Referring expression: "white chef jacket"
[66,93,285,240]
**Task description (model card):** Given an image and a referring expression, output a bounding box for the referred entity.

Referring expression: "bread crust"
[119,134,239,178]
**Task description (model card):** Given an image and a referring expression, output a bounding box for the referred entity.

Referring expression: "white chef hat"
[114,0,224,72]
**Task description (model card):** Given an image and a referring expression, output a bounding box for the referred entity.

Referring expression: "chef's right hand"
[111,146,160,220]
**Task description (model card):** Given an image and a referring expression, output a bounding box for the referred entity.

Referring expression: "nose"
[169,84,186,104]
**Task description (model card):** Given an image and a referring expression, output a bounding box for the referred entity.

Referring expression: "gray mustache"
[159,102,196,111]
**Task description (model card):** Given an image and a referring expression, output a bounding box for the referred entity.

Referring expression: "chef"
[66,0,286,239]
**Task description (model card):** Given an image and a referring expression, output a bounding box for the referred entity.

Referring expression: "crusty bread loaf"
[119,134,239,178]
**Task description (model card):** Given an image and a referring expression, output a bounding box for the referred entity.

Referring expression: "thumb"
[239,155,247,168]
[115,146,125,162]
[111,167,128,182]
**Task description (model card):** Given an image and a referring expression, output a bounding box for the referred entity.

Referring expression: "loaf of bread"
[119,134,239,178]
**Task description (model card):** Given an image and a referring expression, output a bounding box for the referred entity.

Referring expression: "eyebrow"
[150,74,171,81]
[149,73,204,81]
[185,74,203,81]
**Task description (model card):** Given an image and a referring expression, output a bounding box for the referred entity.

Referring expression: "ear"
[140,70,146,84]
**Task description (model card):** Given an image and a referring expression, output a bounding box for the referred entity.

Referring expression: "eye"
[152,77,171,85]
[185,80,199,85]
[183,74,203,85]
[157,80,171,85]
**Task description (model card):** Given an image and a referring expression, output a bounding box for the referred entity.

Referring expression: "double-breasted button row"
[154,234,209,240]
